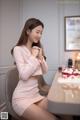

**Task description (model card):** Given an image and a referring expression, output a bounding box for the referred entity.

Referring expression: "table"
[47,71,80,115]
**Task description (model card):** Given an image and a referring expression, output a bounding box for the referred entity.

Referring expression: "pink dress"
[12,45,48,116]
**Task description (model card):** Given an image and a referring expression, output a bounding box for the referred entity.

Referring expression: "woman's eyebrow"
[36,29,41,31]
[36,29,43,32]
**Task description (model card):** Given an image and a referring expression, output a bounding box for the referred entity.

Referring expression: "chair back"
[5,66,20,119]
[6,66,19,102]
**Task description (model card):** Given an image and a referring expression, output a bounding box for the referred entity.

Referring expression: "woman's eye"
[36,32,39,33]
[36,31,39,33]
[36,31,42,35]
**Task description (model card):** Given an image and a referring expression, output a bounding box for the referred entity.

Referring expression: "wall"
[0,0,22,66]
[58,0,80,66]
[0,0,80,85]
[0,0,1,63]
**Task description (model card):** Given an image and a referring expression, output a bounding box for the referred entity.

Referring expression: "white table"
[47,71,80,115]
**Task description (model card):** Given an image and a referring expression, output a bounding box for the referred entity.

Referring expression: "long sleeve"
[40,58,48,74]
[13,46,40,81]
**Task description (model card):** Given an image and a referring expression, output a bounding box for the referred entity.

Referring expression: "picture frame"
[64,16,80,51]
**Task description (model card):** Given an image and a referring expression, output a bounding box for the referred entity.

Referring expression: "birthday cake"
[58,68,80,84]
[62,68,80,77]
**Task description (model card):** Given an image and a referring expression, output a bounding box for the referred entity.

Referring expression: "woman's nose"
[38,33,42,38]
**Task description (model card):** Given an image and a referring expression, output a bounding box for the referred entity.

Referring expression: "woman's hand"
[32,46,44,62]
[31,46,40,57]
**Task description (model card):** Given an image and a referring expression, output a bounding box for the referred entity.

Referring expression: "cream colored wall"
[0,0,22,66]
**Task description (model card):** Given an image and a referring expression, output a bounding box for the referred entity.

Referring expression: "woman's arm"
[39,57,48,74]
[13,46,40,80]
[37,48,48,74]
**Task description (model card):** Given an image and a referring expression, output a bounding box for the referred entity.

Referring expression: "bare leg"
[35,98,73,120]
[21,103,58,120]
[36,97,48,110]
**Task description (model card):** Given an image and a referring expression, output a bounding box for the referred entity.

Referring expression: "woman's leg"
[35,98,73,120]
[36,97,48,110]
[21,103,58,120]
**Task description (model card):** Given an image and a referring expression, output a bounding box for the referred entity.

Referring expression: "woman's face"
[28,25,43,43]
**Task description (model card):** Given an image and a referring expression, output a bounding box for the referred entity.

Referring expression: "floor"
[8,114,18,120]
[8,114,80,120]
[73,116,80,120]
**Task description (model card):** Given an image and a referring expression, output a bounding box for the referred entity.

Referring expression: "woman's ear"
[26,29,30,35]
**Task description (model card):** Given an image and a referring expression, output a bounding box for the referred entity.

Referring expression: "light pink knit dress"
[12,45,48,116]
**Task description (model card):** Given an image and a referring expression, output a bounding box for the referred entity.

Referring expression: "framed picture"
[64,16,80,51]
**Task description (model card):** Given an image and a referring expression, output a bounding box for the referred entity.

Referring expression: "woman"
[11,18,58,120]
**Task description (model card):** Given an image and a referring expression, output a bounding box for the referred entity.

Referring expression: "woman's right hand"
[31,46,40,58]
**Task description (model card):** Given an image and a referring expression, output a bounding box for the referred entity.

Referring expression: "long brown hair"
[11,18,46,59]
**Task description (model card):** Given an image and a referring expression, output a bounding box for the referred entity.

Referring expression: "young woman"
[11,18,58,120]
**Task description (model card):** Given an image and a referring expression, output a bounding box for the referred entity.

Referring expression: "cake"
[58,68,80,85]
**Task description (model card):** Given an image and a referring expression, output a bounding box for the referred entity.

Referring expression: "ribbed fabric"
[12,45,48,116]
